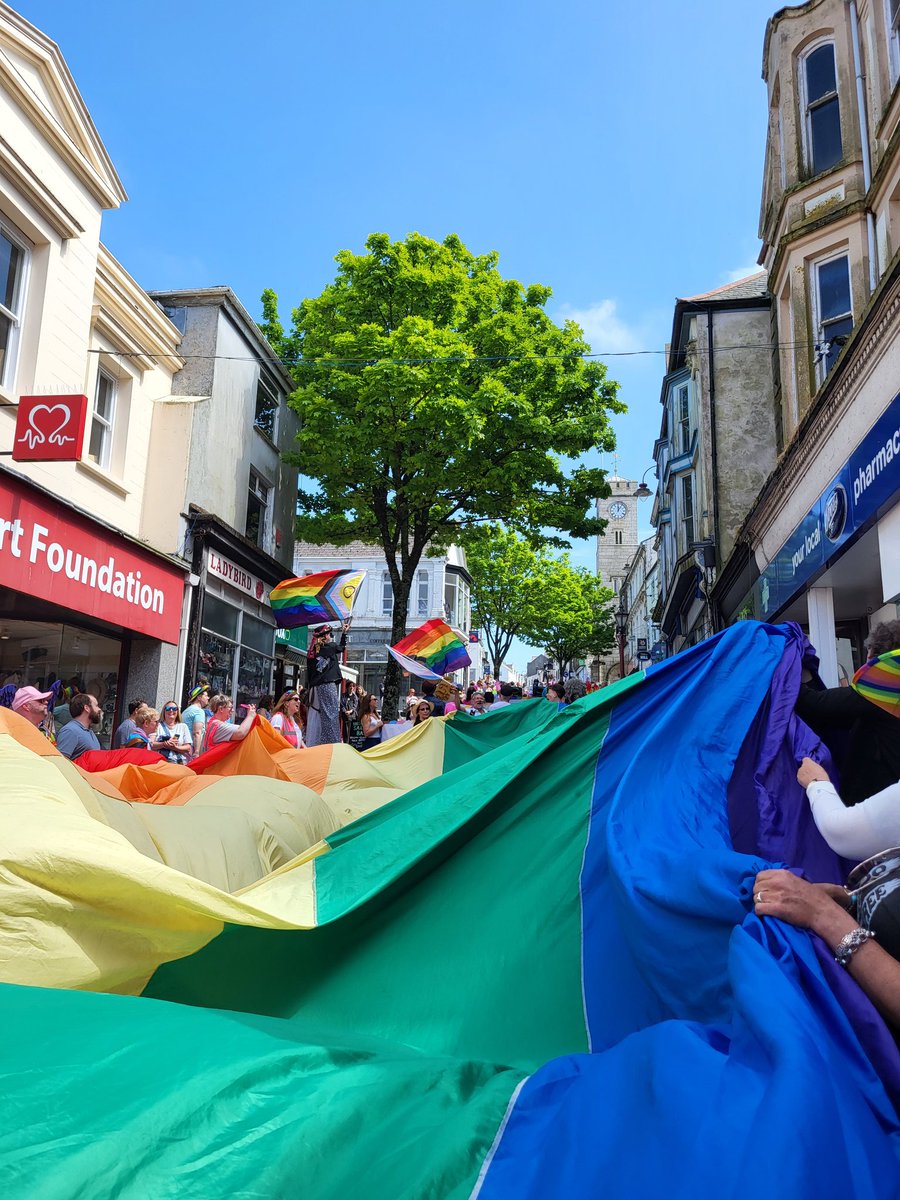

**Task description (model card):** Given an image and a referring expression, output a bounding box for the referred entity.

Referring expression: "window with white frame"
[681,475,695,549]
[254,374,278,441]
[676,384,691,455]
[382,571,394,616]
[0,220,29,390]
[800,42,842,175]
[245,468,271,548]
[88,370,117,469]
[416,570,429,616]
[889,0,900,83]
[812,253,853,382]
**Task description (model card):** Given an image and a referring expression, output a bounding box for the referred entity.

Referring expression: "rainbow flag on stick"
[269,569,366,629]
[391,618,471,676]
[387,646,444,681]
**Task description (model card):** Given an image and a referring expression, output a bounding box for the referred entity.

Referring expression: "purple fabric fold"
[728,620,900,1105]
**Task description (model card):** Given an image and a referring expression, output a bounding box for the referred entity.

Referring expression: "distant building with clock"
[596,476,640,595]
[592,475,642,683]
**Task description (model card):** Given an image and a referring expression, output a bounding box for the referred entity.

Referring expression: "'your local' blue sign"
[758,391,900,619]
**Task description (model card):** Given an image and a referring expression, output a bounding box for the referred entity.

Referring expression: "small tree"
[464,524,562,678]
[535,562,616,677]
[262,232,623,717]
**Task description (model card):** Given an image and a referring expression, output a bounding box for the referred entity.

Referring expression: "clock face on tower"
[608,501,627,520]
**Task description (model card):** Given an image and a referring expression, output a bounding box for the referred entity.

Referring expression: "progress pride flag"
[0,475,183,643]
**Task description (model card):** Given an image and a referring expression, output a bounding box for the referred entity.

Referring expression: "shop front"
[749,391,900,683]
[183,515,291,709]
[0,470,186,745]
[274,626,308,696]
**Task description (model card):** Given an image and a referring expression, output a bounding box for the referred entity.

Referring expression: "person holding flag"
[305,620,350,746]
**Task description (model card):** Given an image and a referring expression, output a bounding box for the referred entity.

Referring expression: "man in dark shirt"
[796,621,900,806]
[56,693,103,761]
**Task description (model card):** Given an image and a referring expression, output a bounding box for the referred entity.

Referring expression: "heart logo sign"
[22,403,74,450]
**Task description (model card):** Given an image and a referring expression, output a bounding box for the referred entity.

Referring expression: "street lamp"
[615,599,628,679]
[634,466,655,500]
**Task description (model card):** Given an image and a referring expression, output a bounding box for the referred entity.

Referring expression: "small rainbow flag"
[851,647,900,718]
[269,569,366,629]
[391,618,471,676]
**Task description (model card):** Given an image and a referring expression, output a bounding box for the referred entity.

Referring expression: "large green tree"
[533,562,616,678]
[262,232,623,717]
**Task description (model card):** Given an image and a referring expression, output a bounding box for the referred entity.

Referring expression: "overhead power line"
[86,340,816,371]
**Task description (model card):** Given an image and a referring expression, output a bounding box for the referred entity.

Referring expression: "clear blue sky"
[17,0,779,665]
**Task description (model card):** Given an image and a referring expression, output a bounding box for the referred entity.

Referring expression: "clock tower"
[596,476,639,594]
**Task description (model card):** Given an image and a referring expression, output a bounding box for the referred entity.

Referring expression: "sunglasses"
[164,706,178,713]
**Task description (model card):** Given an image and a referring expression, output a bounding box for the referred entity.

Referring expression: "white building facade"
[294,542,473,695]
[0,4,188,741]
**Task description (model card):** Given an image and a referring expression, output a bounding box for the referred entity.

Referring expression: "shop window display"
[199,592,274,708]
[0,620,120,746]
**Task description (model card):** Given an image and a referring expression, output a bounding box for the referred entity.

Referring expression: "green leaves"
[264,231,623,713]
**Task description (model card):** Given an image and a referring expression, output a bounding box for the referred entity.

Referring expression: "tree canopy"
[262,231,623,716]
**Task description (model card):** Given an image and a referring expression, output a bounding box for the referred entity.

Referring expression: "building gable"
[0,4,126,209]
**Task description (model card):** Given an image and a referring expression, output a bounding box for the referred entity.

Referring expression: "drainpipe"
[706,308,721,632]
[848,0,878,294]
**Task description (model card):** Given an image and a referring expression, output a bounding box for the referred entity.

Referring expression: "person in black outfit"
[796,620,900,806]
[305,621,349,746]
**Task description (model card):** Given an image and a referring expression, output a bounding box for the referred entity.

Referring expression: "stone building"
[146,288,299,706]
[716,0,900,686]
[651,274,776,656]
[593,474,643,682]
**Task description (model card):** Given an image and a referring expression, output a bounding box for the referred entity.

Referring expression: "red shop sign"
[12,395,89,462]
[0,475,184,642]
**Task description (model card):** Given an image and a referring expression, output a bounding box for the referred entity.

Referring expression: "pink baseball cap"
[12,686,54,712]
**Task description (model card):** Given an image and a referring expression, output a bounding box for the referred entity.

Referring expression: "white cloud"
[555,298,644,355]
[723,263,763,284]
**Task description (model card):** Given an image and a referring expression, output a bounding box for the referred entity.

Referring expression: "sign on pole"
[13,395,89,462]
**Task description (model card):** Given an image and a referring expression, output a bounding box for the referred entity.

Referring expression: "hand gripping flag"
[391,618,471,676]
[270,569,366,629]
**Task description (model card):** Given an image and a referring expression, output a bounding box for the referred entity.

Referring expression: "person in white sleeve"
[797,756,900,862]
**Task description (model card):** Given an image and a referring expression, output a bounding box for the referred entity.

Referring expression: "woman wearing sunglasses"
[154,701,193,764]
[270,690,305,749]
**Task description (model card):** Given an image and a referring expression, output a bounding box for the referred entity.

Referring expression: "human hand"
[753,868,836,929]
[797,756,830,788]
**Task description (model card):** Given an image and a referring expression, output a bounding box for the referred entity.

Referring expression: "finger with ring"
[754,891,764,903]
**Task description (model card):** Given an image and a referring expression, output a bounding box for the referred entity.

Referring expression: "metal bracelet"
[834,926,875,967]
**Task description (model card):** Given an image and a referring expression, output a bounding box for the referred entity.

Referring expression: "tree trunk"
[381,585,411,722]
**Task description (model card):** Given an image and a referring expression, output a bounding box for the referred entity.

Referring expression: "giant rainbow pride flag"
[0,621,898,1197]
[391,616,471,675]
[270,568,366,628]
